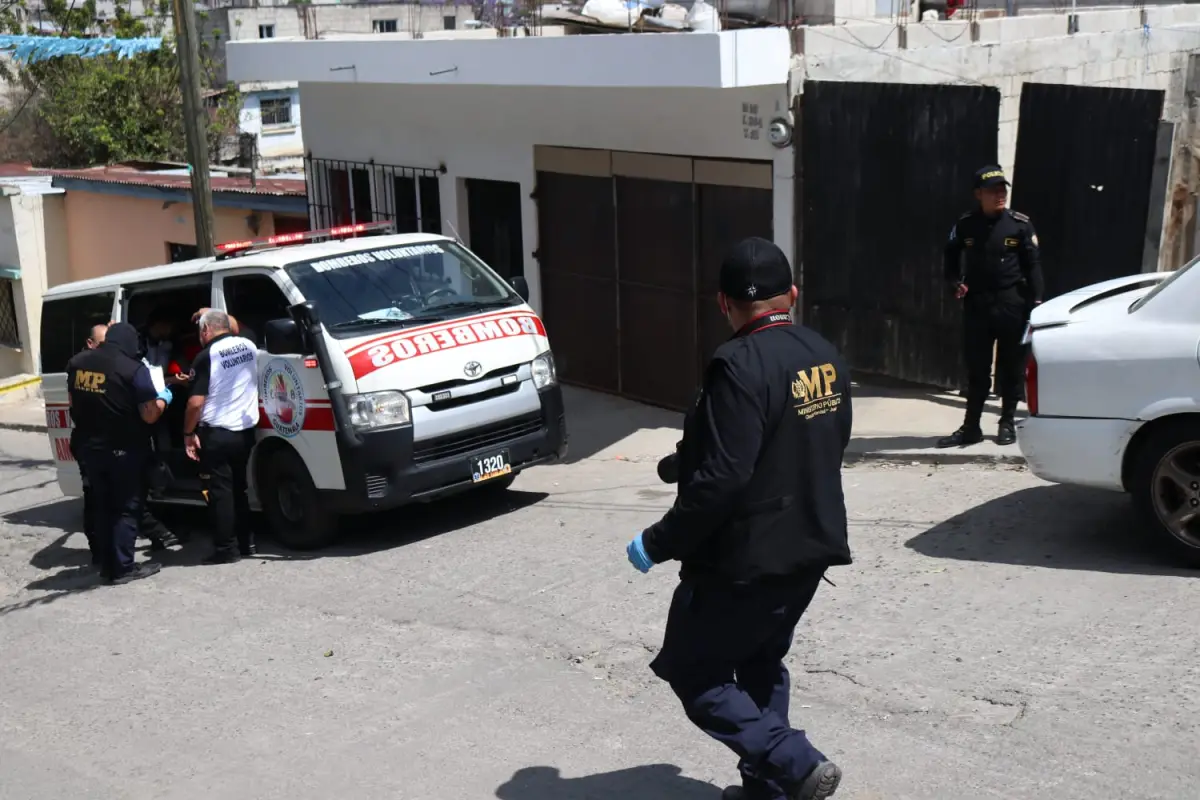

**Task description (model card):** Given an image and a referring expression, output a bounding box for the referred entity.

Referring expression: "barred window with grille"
[0,280,20,348]
[306,156,443,234]
[260,97,292,128]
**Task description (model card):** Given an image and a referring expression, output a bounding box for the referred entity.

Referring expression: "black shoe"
[721,788,746,800]
[239,543,257,557]
[996,419,1017,446]
[793,760,842,800]
[108,562,161,585]
[148,532,180,552]
[202,552,241,566]
[936,426,983,448]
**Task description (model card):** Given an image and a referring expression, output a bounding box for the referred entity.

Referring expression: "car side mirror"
[264,317,305,355]
[509,275,530,302]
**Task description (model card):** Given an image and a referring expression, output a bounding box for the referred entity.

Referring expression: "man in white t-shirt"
[183,309,260,564]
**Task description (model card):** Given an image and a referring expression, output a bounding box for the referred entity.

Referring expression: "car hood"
[1029,273,1168,328]
[336,307,550,393]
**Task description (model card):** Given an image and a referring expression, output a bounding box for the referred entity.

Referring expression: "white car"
[1017,259,1200,565]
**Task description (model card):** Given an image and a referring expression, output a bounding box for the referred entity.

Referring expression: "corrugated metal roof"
[0,162,306,196]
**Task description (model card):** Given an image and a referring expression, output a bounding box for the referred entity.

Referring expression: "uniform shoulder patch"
[1009,210,1030,223]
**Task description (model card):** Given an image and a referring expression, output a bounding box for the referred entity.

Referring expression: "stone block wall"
[791,4,1200,177]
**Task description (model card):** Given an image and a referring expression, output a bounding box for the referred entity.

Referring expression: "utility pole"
[171,0,216,257]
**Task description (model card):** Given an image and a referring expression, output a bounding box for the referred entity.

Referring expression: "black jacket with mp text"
[640,311,854,583]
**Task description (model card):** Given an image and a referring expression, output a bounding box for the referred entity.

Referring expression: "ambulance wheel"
[262,448,336,550]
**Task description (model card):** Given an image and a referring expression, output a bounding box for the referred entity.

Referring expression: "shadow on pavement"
[495,765,720,800]
[561,386,681,464]
[905,483,1200,576]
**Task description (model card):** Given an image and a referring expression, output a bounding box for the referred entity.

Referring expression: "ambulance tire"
[261,448,337,550]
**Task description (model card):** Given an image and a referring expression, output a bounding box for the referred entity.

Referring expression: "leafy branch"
[0,0,242,167]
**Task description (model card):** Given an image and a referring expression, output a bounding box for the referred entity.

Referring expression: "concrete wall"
[60,192,281,284]
[239,83,304,173]
[206,3,476,84]
[298,81,793,312]
[794,5,1200,177]
[0,191,65,378]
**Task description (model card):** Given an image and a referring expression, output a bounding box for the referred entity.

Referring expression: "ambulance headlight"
[531,351,557,390]
[346,390,411,429]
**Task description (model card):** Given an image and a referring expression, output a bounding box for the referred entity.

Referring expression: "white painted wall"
[298,82,793,312]
[794,6,1200,177]
[0,189,64,378]
[239,83,304,173]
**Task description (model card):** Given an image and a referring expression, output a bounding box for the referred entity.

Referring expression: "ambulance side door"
[39,289,120,495]
[213,269,343,497]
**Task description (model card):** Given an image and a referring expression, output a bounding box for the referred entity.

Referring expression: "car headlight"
[531,351,557,390]
[345,390,411,429]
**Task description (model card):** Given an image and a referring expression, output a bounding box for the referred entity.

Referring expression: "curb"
[845,450,1026,467]
[0,376,41,395]
[0,421,47,434]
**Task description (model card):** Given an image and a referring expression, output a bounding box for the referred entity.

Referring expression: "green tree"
[0,0,241,167]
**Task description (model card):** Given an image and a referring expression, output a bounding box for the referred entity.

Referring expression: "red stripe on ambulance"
[349,312,547,380]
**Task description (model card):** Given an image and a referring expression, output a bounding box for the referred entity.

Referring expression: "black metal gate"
[800,81,1001,388]
[1011,84,1165,299]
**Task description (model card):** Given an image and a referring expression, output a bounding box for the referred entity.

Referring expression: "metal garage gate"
[534,146,773,410]
[1011,83,1166,299]
[800,80,1001,389]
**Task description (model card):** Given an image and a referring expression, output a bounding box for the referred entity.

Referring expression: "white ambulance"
[41,223,568,549]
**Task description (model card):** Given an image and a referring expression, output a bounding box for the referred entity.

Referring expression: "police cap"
[719,237,793,302]
[974,165,1010,189]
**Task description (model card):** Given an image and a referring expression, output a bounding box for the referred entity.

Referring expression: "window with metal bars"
[0,280,19,348]
[305,156,443,235]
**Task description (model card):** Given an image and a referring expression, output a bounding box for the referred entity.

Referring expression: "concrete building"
[203,2,476,85]
[239,81,304,174]
[225,6,1200,404]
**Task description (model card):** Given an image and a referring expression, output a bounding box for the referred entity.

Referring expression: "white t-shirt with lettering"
[191,334,259,431]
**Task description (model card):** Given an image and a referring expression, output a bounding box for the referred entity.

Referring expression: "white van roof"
[43,230,454,301]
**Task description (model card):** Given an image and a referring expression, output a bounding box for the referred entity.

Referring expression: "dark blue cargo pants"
[78,445,147,580]
[650,569,827,800]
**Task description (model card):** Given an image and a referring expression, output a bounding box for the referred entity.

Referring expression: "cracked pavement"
[1,427,1199,800]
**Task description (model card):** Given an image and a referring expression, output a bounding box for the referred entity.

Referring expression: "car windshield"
[285,240,519,334]
[1130,256,1197,313]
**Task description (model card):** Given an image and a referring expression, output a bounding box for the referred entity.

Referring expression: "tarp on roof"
[0,34,164,65]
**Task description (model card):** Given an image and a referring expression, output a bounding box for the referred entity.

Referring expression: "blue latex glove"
[156,387,173,406]
[627,533,654,574]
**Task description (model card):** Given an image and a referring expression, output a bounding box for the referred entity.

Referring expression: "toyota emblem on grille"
[464,361,483,379]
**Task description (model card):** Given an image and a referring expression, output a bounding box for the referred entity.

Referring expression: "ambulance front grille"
[412,412,543,464]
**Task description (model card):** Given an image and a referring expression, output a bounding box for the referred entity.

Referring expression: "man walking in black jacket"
[626,238,852,800]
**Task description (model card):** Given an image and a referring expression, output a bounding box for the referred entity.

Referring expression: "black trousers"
[650,570,827,799]
[77,460,99,565]
[198,426,255,557]
[963,289,1028,430]
[78,445,147,579]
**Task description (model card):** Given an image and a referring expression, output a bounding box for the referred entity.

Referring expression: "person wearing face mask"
[625,238,853,800]
[939,165,1044,449]
[68,322,173,585]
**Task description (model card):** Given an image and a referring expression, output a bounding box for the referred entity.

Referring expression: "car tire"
[261,448,337,550]
[1130,419,1200,567]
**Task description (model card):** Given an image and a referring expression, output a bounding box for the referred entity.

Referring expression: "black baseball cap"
[719,237,793,302]
[974,165,1010,189]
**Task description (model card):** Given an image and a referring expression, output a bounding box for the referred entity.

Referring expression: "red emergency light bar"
[215,221,396,259]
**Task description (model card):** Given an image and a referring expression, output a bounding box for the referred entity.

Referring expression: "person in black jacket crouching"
[626,237,853,800]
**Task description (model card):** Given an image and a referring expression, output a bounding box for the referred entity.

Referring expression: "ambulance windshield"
[286,241,520,334]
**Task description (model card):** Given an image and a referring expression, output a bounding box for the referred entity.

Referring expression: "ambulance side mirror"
[509,275,530,302]
[264,317,305,355]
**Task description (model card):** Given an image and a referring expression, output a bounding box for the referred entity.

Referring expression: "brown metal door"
[533,147,618,392]
[614,153,696,410]
[695,160,775,379]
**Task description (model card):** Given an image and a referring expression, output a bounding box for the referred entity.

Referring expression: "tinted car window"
[40,292,116,374]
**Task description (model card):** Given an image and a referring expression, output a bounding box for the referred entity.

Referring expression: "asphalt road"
[1,427,1198,800]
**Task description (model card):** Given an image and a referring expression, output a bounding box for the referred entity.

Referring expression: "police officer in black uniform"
[68,322,173,584]
[939,165,1044,449]
[626,238,853,800]
[66,322,110,566]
